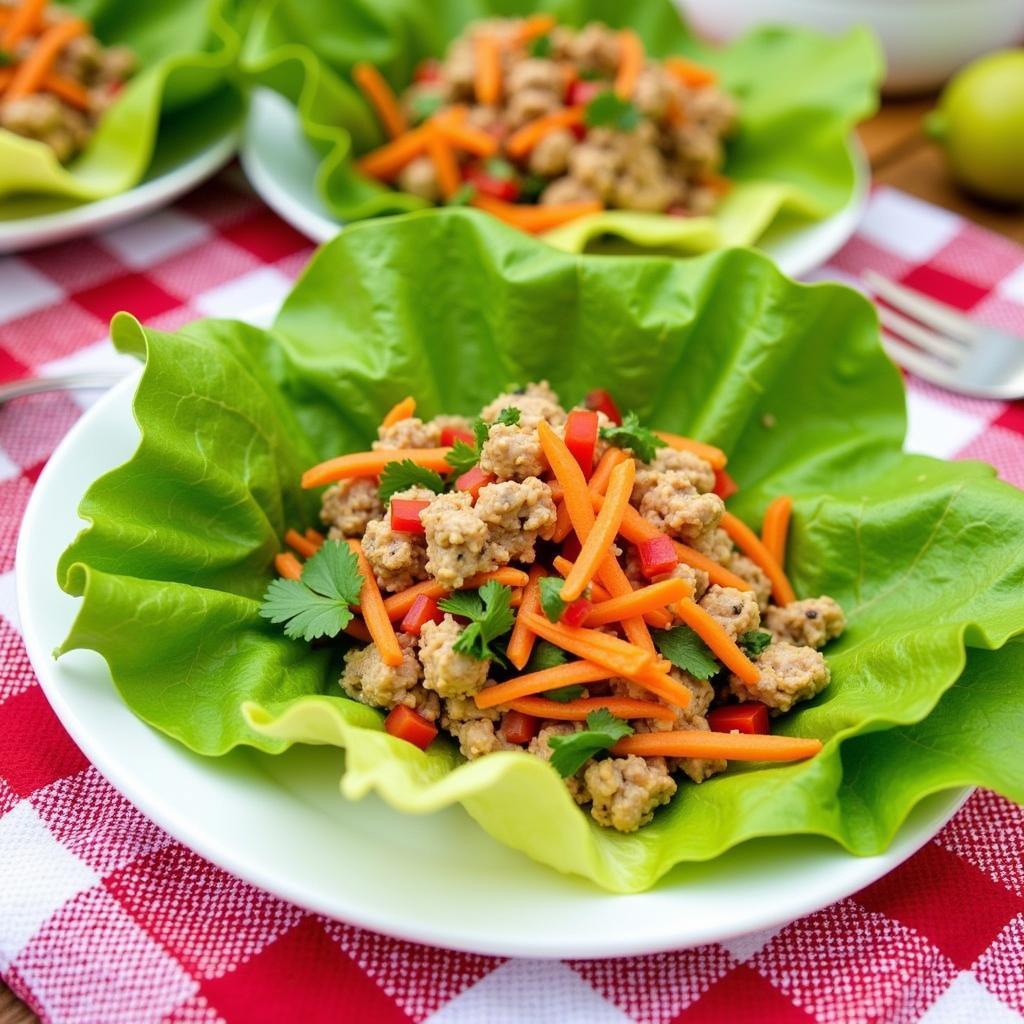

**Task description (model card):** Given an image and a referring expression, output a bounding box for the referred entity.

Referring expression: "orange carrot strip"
[466,567,531,589]
[356,124,432,180]
[345,618,373,643]
[588,447,628,496]
[6,16,86,101]
[302,448,452,488]
[653,430,727,469]
[41,72,89,109]
[761,495,793,568]
[560,458,635,601]
[471,193,601,234]
[664,56,718,88]
[475,659,614,709]
[304,528,325,549]
[474,32,502,105]
[425,124,461,199]
[435,111,498,157]
[506,565,545,670]
[274,552,303,580]
[347,540,403,667]
[514,13,556,45]
[510,587,524,609]
[521,612,651,677]
[381,567,531,621]
[675,597,759,685]
[504,105,584,159]
[551,557,612,604]
[584,578,690,628]
[510,695,676,723]
[552,497,573,542]
[627,662,694,709]
[614,30,644,99]
[614,730,821,762]
[721,511,796,606]
[1,0,45,49]
[352,61,408,139]
[381,395,415,429]
[284,528,318,559]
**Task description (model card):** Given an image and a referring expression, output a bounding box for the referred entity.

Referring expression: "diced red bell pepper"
[414,58,442,83]
[500,709,540,745]
[440,425,475,447]
[465,164,521,202]
[456,465,492,500]
[561,533,582,562]
[564,409,599,478]
[385,705,438,750]
[584,388,622,426]
[636,535,678,579]
[567,79,603,107]
[561,597,593,628]
[708,703,770,735]
[712,467,738,500]
[390,498,430,533]
[400,594,444,636]
[570,120,586,141]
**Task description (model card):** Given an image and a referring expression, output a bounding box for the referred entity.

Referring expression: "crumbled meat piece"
[634,447,716,500]
[422,491,494,588]
[584,755,676,832]
[1,94,80,162]
[670,561,710,601]
[397,156,441,202]
[528,722,589,804]
[361,486,434,592]
[506,86,560,128]
[441,695,500,729]
[687,185,719,217]
[480,380,566,428]
[692,526,733,564]
[479,422,546,479]
[506,57,565,95]
[320,478,384,539]
[442,37,477,98]
[419,615,490,697]
[451,718,518,759]
[689,86,738,136]
[669,717,726,783]
[730,641,830,712]
[764,597,845,650]
[639,475,724,540]
[340,634,438,719]
[699,584,761,639]
[540,175,601,206]
[563,22,621,74]
[613,145,682,213]
[427,413,472,438]
[669,123,723,179]
[474,478,557,561]
[727,554,772,611]
[529,128,574,178]
[567,139,622,201]
[373,416,440,450]
[632,65,674,120]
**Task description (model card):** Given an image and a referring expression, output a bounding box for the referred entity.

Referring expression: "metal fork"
[0,372,126,405]
[864,270,1024,399]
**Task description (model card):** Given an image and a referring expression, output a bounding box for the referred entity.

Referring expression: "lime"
[926,50,1024,205]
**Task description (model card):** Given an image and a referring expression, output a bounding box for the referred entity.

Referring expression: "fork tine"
[876,305,964,363]
[880,331,959,390]
[864,271,980,344]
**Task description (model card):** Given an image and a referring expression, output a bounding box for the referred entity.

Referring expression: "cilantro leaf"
[0,50,13,67]
[519,173,547,200]
[378,459,446,502]
[599,411,666,463]
[525,639,569,673]
[440,580,515,663]
[259,541,363,642]
[547,710,633,777]
[408,91,445,123]
[528,34,552,58]
[445,439,480,477]
[738,630,772,657]
[543,684,586,703]
[473,417,490,449]
[447,183,477,207]
[484,157,516,181]
[578,68,604,81]
[538,576,566,622]
[653,625,720,680]
[495,406,521,426]
[584,90,641,132]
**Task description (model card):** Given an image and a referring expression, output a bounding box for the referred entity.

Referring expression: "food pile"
[262,384,844,833]
[353,15,737,232]
[0,0,134,162]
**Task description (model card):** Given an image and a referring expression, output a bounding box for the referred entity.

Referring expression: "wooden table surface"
[2,96,1023,1024]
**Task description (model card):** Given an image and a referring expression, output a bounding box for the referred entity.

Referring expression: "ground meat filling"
[422,491,495,588]
[373,417,440,450]
[639,475,724,541]
[361,486,433,592]
[479,381,567,429]
[474,478,557,562]
[730,642,830,712]
[320,478,384,539]
[699,584,761,639]
[764,597,846,650]
[341,634,439,720]
[528,722,589,804]
[634,448,717,504]
[419,615,490,698]
[479,423,547,480]
[584,755,677,832]
[727,553,772,611]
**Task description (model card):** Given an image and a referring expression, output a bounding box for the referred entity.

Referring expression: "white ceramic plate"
[0,131,238,255]
[17,358,967,959]
[241,88,868,277]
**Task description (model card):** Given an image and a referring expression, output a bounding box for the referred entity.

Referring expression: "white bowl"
[678,0,1024,94]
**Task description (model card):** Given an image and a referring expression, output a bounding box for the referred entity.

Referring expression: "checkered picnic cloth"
[1,174,1022,1024]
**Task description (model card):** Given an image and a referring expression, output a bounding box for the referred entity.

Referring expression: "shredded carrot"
[1,0,45,49]
[664,55,718,88]
[345,618,373,643]
[653,430,727,470]
[700,172,732,196]
[614,730,821,762]
[470,193,601,234]
[380,396,415,429]
[721,511,796,606]
[561,458,635,602]
[510,587,524,609]
[588,447,628,496]
[514,13,556,45]
[614,30,644,99]
[40,72,89,109]
[552,497,573,542]
[347,541,403,667]
[551,556,612,604]
[381,567,530,622]
[628,662,695,709]
[274,552,303,580]
[510,696,676,723]
[435,108,498,157]
[504,106,584,159]
[352,61,408,139]
[675,597,759,685]
[302,447,452,489]
[356,124,432,180]
[474,32,502,106]
[761,495,793,568]
[506,565,545,670]
[284,528,318,559]
[304,528,325,549]
[584,578,690,628]
[475,660,614,709]
[521,612,651,678]
[425,124,461,199]
[5,17,86,102]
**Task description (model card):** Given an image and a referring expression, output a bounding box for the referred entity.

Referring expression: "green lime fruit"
[926,49,1024,205]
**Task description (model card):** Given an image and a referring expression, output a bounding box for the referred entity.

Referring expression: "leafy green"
[495,407,521,426]
[260,540,363,641]
[548,710,634,777]
[447,183,476,207]
[0,49,13,67]
[239,0,882,254]
[378,459,445,502]
[438,581,515,662]
[408,90,445,122]
[484,158,517,181]
[600,412,665,462]
[57,213,1024,892]
[543,684,586,703]
[528,34,552,58]
[654,625,720,680]
[739,630,772,657]
[584,90,640,132]
[538,576,567,623]
[445,438,479,476]
[525,640,569,673]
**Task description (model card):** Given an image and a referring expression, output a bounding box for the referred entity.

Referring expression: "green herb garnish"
[495,406,521,426]
[538,576,567,623]
[408,91,445,123]
[543,684,586,703]
[653,624,719,680]
[528,34,552,58]
[548,710,633,777]
[524,639,569,673]
[447,183,477,207]
[378,459,446,502]
[439,580,516,663]
[584,90,641,132]
[738,630,772,657]
[485,157,517,181]
[599,411,666,462]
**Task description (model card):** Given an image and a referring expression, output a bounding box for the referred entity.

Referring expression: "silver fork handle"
[0,372,127,404]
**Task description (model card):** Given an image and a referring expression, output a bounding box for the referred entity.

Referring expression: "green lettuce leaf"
[239,0,882,254]
[57,211,1024,891]
[0,0,245,209]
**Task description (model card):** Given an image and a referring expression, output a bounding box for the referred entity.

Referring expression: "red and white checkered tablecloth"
[1,174,1022,1024]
